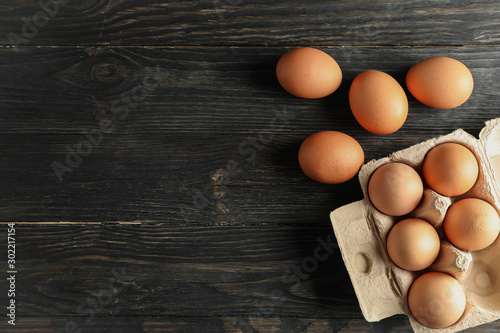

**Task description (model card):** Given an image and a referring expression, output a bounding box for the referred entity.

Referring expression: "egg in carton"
[330,118,500,332]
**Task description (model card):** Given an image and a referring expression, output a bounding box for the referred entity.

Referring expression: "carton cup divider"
[330,200,405,322]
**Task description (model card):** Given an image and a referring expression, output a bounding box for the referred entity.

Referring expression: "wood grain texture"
[0,316,417,333]
[2,222,500,332]
[1,0,500,47]
[0,46,498,136]
[2,132,365,223]
[2,316,500,333]
[6,223,357,316]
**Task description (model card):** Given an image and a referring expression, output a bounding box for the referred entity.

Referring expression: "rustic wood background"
[1,0,500,332]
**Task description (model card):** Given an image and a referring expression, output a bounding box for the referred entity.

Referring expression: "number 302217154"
[7,223,15,270]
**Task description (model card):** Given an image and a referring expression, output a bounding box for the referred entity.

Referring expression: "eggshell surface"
[386,218,440,271]
[298,131,364,184]
[406,57,473,109]
[444,198,500,251]
[276,47,342,99]
[408,272,466,329]
[422,142,479,197]
[349,70,408,135]
[367,162,423,216]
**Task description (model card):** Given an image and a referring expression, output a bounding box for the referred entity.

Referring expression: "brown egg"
[368,162,423,216]
[444,198,500,251]
[408,272,466,329]
[298,131,364,184]
[276,47,342,99]
[422,142,479,197]
[406,57,473,109]
[349,70,408,135]
[386,218,440,271]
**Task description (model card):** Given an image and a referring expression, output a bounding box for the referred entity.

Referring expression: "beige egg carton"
[330,118,500,332]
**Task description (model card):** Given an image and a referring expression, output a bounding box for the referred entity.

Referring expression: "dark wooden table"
[2,1,500,332]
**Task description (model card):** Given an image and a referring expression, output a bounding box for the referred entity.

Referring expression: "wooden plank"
[1,132,365,223]
[0,45,497,137]
[2,223,500,331]
[3,316,499,332]
[3,223,359,318]
[0,316,417,333]
[1,1,500,47]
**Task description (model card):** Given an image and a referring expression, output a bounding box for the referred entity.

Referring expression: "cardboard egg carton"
[330,118,500,332]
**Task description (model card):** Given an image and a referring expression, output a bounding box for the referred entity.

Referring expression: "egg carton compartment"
[331,118,500,333]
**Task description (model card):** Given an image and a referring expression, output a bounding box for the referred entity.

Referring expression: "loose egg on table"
[406,57,474,109]
[276,47,342,99]
[349,70,408,135]
[298,131,364,184]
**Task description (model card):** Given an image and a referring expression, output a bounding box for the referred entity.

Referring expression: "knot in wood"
[90,58,129,86]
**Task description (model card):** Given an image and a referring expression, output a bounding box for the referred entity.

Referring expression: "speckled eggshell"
[276,47,342,99]
[406,57,473,109]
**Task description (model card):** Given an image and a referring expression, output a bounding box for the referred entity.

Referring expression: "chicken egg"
[349,70,408,135]
[406,57,473,109]
[386,218,440,271]
[298,131,364,184]
[408,272,467,329]
[422,142,479,197]
[444,198,500,251]
[276,47,342,99]
[368,162,423,216]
